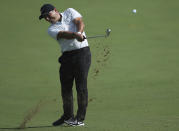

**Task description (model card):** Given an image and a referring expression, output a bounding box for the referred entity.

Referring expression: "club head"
[105,29,111,37]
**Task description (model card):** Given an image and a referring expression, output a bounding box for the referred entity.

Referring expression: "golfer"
[39,4,91,126]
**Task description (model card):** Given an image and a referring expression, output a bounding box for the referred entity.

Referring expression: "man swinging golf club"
[39,4,91,126]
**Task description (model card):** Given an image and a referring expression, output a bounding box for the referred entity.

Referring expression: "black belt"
[62,47,90,56]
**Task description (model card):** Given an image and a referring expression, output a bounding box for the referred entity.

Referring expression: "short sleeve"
[48,27,60,40]
[68,8,82,20]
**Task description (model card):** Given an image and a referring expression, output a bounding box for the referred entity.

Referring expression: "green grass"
[0,0,179,131]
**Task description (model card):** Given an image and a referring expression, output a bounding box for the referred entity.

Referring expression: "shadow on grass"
[0,125,71,130]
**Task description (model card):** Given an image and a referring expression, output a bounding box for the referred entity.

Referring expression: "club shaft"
[86,35,106,39]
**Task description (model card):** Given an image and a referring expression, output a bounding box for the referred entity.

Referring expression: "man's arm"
[73,17,85,33]
[57,31,84,42]
[57,31,76,39]
[57,17,85,41]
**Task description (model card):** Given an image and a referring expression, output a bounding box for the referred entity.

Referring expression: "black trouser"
[58,47,91,121]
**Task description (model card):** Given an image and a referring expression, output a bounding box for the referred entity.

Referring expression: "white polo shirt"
[48,8,88,53]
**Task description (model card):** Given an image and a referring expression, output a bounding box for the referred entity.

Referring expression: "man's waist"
[59,38,88,52]
[62,46,90,55]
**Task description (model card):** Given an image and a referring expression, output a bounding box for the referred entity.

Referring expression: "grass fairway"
[0,0,179,131]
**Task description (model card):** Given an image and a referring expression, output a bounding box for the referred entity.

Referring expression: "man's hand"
[74,32,85,42]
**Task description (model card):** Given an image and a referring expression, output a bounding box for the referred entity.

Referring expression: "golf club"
[85,29,111,39]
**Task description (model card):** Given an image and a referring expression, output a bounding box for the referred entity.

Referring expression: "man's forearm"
[57,31,84,42]
[57,31,76,40]
[73,18,85,33]
[76,20,84,33]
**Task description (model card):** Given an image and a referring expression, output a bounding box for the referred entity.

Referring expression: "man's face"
[44,9,60,24]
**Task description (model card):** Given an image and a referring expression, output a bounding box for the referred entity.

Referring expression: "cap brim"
[39,12,50,20]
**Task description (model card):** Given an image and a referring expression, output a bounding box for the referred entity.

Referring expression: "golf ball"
[132,9,137,13]
[108,29,111,32]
